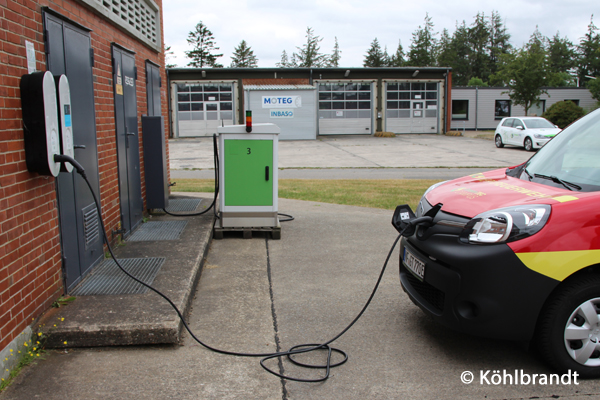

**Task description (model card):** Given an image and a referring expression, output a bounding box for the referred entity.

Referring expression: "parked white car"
[494,117,561,151]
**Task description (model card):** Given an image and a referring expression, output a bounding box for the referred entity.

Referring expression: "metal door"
[412,101,425,133]
[112,45,143,235]
[145,61,161,116]
[43,12,103,290]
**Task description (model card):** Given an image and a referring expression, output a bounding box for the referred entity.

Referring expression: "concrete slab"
[3,198,598,399]
[169,135,531,171]
[38,193,214,348]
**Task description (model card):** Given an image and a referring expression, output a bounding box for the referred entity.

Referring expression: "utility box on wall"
[216,123,280,238]
[142,116,169,209]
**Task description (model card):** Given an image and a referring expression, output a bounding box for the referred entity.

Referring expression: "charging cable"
[55,154,429,382]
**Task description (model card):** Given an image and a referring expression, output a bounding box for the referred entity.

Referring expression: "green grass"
[172,178,440,210]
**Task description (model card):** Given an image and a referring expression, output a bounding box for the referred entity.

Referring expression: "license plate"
[403,248,426,280]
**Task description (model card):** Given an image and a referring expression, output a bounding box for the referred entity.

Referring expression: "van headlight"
[460,205,551,244]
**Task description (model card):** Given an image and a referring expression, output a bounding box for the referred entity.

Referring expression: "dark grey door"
[43,12,103,290]
[112,45,143,234]
[145,61,161,116]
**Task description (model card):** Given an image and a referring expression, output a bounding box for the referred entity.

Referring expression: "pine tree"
[578,15,600,86]
[363,38,387,67]
[328,37,342,67]
[276,50,290,68]
[164,44,177,68]
[547,32,577,86]
[185,22,223,68]
[407,13,438,66]
[468,12,491,82]
[230,40,259,68]
[488,11,511,77]
[389,40,405,67]
[293,27,328,67]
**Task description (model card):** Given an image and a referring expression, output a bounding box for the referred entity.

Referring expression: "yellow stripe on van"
[517,250,600,281]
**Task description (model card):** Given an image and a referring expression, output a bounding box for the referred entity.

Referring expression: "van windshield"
[521,110,600,192]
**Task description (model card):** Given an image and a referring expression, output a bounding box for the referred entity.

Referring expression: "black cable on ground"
[277,213,294,222]
[162,134,219,217]
[67,157,406,383]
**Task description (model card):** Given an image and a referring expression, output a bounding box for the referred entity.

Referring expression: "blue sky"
[163,0,596,68]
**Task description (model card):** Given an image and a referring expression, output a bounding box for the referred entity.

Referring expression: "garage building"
[167,68,453,139]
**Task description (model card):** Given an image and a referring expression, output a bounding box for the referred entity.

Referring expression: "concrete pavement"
[169,134,531,171]
[2,197,598,399]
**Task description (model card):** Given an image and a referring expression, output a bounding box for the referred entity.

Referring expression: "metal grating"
[71,257,164,296]
[164,198,203,212]
[126,221,188,241]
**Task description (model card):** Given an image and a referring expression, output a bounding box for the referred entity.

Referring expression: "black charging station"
[20,71,62,177]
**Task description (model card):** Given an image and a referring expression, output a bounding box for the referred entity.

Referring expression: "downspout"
[309,68,313,85]
[444,69,449,134]
[166,69,173,138]
[475,86,478,131]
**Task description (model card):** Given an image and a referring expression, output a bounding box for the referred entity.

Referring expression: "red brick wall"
[0,0,167,351]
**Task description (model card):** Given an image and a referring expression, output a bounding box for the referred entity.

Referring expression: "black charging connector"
[54,154,86,178]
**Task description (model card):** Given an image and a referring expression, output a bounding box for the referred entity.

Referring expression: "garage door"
[385,82,439,134]
[175,82,235,137]
[318,81,373,135]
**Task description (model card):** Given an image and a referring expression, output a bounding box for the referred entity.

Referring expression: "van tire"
[535,274,600,379]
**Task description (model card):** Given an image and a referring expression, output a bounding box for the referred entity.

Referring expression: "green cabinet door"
[224,139,273,206]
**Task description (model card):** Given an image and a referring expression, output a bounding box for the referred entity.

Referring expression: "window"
[495,100,511,119]
[529,100,545,117]
[176,82,234,121]
[565,99,580,106]
[502,118,514,127]
[386,81,438,118]
[318,82,372,119]
[451,100,468,120]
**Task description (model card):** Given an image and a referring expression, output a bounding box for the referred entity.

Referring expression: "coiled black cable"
[62,156,404,382]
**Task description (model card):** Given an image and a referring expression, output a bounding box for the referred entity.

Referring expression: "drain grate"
[71,257,165,296]
[165,198,203,212]
[127,221,188,241]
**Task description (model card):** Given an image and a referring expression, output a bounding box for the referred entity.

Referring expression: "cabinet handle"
[265,166,269,181]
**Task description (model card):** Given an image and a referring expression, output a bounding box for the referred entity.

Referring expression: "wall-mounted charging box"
[20,71,61,177]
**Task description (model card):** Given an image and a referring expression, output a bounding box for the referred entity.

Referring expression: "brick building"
[0,0,167,368]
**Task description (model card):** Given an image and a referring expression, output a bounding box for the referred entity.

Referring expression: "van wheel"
[535,274,600,379]
[495,135,504,148]
[524,137,534,151]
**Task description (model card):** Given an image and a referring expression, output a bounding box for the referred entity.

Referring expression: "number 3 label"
[247,148,251,155]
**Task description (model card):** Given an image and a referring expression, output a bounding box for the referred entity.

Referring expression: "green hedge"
[541,101,585,129]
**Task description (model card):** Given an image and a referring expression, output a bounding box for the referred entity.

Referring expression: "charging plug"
[54,154,86,178]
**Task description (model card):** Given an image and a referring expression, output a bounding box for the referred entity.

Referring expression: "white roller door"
[317,81,373,135]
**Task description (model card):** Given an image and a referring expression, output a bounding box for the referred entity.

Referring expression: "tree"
[467,77,488,86]
[389,40,405,67]
[164,44,177,68]
[488,11,511,77]
[491,30,554,115]
[407,13,438,66]
[468,12,491,81]
[293,27,328,67]
[578,15,600,87]
[230,40,259,68]
[185,22,223,68]
[328,37,342,67]
[364,38,387,67]
[588,77,600,101]
[547,32,577,86]
[440,21,472,85]
[276,50,292,68]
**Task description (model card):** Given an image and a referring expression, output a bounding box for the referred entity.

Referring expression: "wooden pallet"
[213,224,281,240]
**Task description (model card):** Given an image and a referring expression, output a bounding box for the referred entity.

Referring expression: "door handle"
[73,145,86,149]
[127,132,136,136]
[265,166,269,181]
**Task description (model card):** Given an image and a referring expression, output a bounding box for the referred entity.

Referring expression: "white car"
[494,117,561,151]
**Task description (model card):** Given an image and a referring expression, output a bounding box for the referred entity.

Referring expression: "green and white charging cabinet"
[216,123,280,238]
